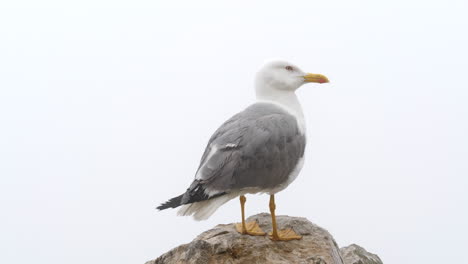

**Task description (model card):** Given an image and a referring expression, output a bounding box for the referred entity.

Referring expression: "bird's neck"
[255,88,306,133]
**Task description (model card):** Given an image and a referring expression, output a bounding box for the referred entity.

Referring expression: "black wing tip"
[156,194,184,210]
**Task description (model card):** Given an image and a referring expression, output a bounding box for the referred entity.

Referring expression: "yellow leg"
[235,195,265,236]
[268,194,302,241]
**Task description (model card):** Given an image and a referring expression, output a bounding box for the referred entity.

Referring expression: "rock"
[146,213,381,264]
[340,244,383,264]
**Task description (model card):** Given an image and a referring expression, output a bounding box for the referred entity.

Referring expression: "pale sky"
[1,1,467,263]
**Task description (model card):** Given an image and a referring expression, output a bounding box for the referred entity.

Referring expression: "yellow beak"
[303,73,329,84]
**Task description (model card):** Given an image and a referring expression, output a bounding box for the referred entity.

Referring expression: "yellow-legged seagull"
[157,60,329,241]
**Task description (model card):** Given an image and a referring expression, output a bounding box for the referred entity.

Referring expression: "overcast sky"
[1,0,467,263]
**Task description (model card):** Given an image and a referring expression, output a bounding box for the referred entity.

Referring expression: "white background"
[1,1,467,263]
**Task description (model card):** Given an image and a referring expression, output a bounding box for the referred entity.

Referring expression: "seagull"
[157,60,329,241]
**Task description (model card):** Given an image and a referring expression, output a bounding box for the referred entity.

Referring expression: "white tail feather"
[177,194,237,221]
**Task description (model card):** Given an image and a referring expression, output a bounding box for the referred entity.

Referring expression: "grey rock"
[146,213,381,264]
[340,244,383,264]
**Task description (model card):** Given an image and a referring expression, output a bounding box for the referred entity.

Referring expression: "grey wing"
[181,103,305,204]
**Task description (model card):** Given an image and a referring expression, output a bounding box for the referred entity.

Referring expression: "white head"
[255,60,329,97]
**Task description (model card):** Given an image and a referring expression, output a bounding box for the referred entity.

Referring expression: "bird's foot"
[269,228,302,241]
[235,221,266,236]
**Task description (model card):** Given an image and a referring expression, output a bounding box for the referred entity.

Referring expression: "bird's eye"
[285,66,294,71]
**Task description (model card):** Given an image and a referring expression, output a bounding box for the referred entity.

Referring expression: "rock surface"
[340,244,383,264]
[146,213,381,264]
